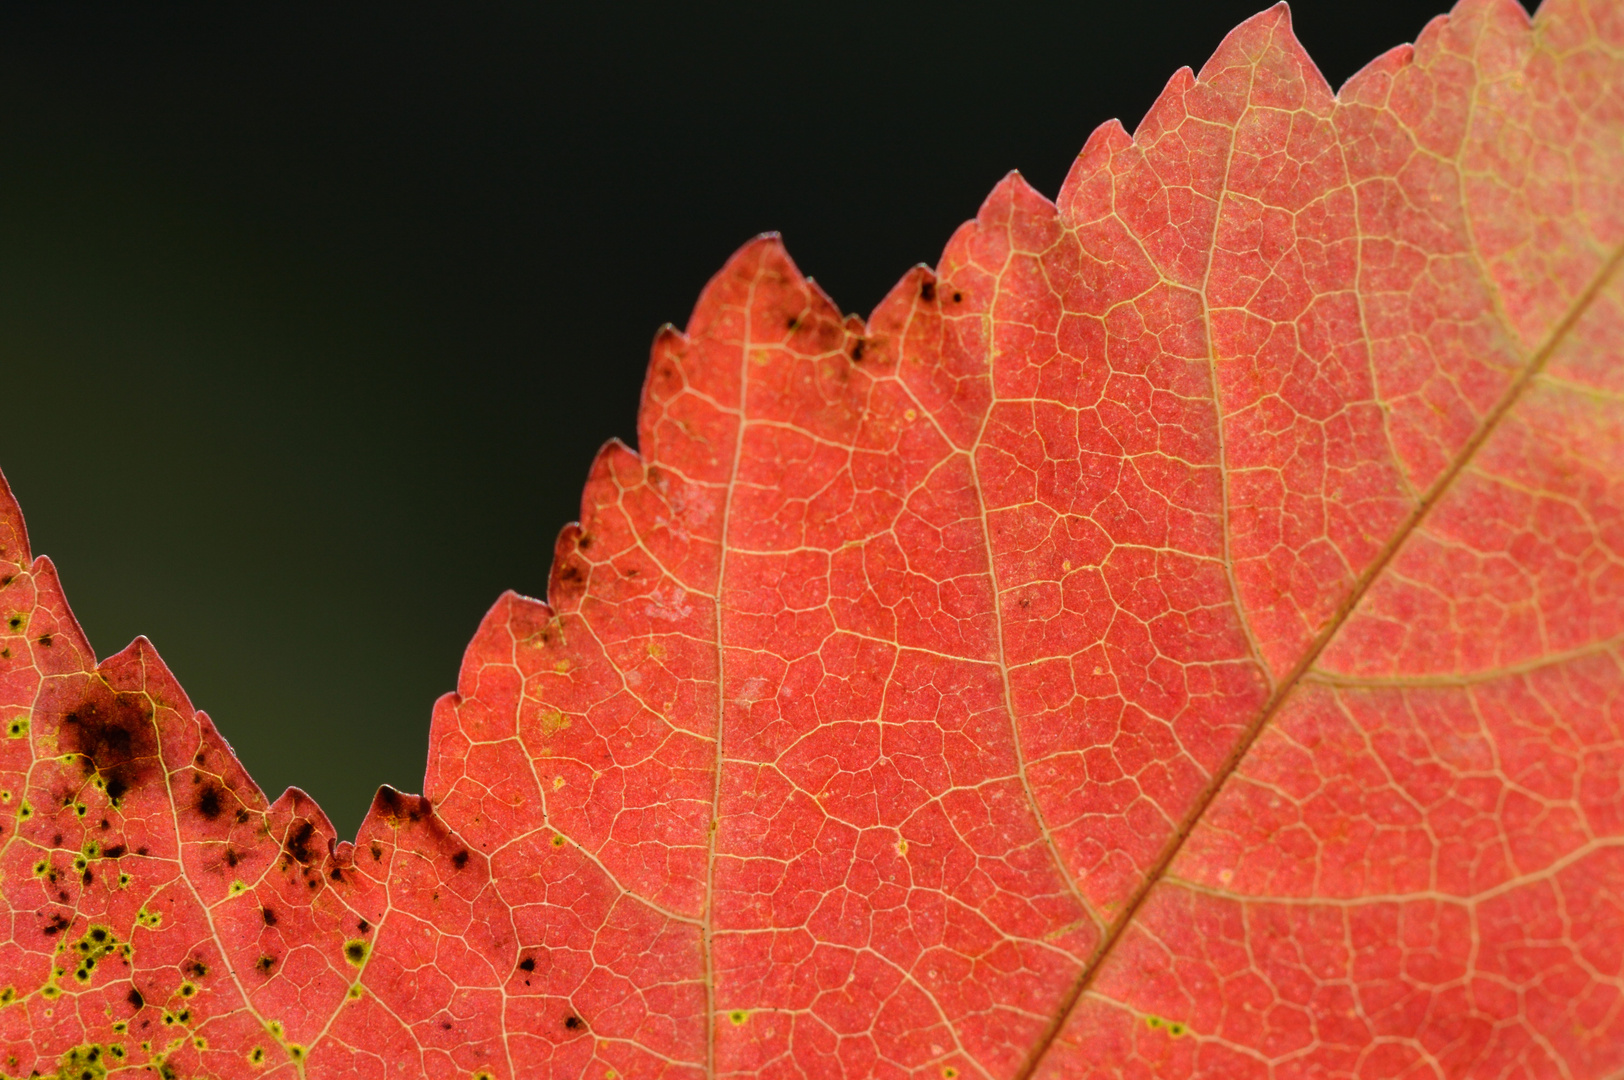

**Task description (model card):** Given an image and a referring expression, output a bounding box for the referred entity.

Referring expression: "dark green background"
[0,0,1491,836]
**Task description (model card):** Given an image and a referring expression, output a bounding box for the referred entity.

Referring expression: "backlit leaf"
[1,1,1622,1077]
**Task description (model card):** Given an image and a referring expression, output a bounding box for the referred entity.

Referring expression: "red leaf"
[3,1,1623,1077]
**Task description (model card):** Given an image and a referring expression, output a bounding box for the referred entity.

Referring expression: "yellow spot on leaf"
[728,1009,748,1026]
[343,939,370,966]
[6,716,27,738]
[55,1043,106,1080]
[537,710,570,737]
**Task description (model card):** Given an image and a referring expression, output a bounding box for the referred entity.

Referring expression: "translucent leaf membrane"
[0,1,1621,1077]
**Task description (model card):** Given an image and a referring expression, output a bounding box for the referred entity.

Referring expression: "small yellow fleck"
[1061,559,1072,572]
[1168,1021,1188,1037]
[6,717,28,739]
[40,984,61,999]
[267,1020,284,1038]
[111,1021,126,1033]
[230,880,249,895]
[58,752,75,765]
[728,1009,748,1026]
[553,660,572,673]
[552,776,565,791]
[550,834,566,848]
[894,840,908,856]
[288,1044,305,1061]
[249,1046,266,1065]
[18,801,32,819]
[904,408,917,421]
[346,983,364,1000]
[343,939,370,966]
[193,1036,207,1050]
[943,1069,960,1080]
[537,710,571,737]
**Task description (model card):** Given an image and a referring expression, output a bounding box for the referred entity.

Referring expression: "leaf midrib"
[1013,231,1624,1078]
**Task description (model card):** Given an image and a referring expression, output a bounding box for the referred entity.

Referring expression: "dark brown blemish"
[42,914,68,937]
[235,809,251,824]
[261,907,277,927]
[223,849,239,868]
[195,781,225,821]
[850,339,866,362]
[517,957,535,973]
[183,959,207,979]
[284,820,316,865]
[450,850,469,870]
[564,1016,582,1031]
[330,867,344,881]
[127,988,144,1010]
[576,535,592,551]
[919,280,936,302]
[102,845,125,859]
[369,843,383,861]
[255,955,275,974]
[56,683,160,806]
[952,291,963,303]
[37,634,51,647]
[357,919,370,933]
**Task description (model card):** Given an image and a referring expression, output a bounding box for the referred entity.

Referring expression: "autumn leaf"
[2,0,1623,1077]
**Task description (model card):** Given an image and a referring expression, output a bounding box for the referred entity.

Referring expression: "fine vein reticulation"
[1,1,1622,1078]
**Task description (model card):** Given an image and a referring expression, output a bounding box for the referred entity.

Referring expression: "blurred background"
[0,0,1508,836]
